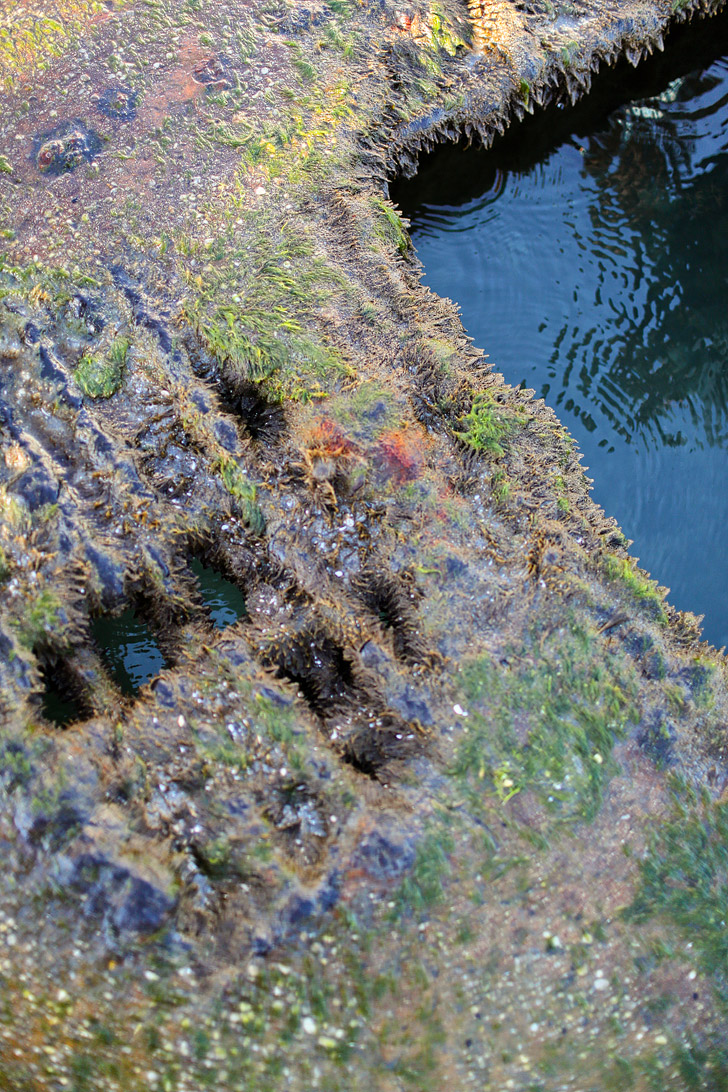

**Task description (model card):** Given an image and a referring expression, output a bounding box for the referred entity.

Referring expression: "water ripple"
[398,28,728,645]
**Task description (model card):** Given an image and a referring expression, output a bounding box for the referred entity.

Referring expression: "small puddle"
[191,557,247,629]
[395,14,728,647]
[91,609,167,695]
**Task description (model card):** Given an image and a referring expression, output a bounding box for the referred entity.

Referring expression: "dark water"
[85,563,245,700]
[396,20,728,648]
[191,557,247,629]
[92,609,167,694]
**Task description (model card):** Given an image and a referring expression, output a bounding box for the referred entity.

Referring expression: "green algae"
[628,784,728,1004]
[455,621,638,821]
[12,589,64,651]
[74,337,129,399]
[184,216,350,401]
[602,555,669,624]
[455,390,525,458]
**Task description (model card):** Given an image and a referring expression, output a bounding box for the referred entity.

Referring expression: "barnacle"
[33,121,101,175]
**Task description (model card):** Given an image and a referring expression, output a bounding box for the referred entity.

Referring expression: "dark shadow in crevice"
[341,714,419,780]
[260,627,358,719]
[37,652,94,727]
[234,380,286,443]
[183,336,286,444]
[350,568,427,663]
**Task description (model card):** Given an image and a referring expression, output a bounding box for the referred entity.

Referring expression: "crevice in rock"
[37,650,94,728]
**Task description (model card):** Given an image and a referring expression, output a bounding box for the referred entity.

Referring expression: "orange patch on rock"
[141,38,212,116]
[376,427,426,484]
[306,418,358,459]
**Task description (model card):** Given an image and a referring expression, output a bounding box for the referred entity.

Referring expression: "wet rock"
[150,678,176,708]
[96,87,138,121]
[359,639,388,668]
[636,711,676,767]
[10,463,60,511]
[85,544,125,605]
[285,893,316,925]
[192,54,234,90]
[254,685,294,707]
[350,831,415,881]
[278,6,332,35]
[445,555,469,579]
[69,853,175,936]
[190,390,211,414]
[14,791,86,851]
[385,681,433,725]
[32,121,102,175]
[213,418,240,452]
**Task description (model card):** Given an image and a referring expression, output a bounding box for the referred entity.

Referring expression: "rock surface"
[1,0,728,1087]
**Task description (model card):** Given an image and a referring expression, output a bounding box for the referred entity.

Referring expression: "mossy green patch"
[390,822,455,917]
[74,338,128,400]
[12,588,64,650]
[627,784,728,1004]
[211,453,265,533]
[371,196,410,257]
[184,216,350,400]
[455,623,638,821]
[602,554,668,623]
[623,784,728,1088]
[455,391,524,458]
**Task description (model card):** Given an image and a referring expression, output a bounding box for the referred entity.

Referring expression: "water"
[91,609,167,695]
[395,20,728,648]
[191,557,247,629]
[86,562,245,701]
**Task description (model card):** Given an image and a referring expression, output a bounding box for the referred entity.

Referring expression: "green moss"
[0,155,12,174]
[13,588,64,650]
[212,454,265,533]
[491,469,512,503]
[428,2,469,55]
[371,196,409,257]
[390,821,455,917]
[0,543,9,581]
[627,786,728,1003]
[455,392,523,458]
[455,624,637,821]
[74,337,129,399]
[602,555,668,623]
[185,218,349,399]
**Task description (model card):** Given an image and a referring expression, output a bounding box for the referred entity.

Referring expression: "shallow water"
[396,23,728,647]
[92,609,167,695]
[191,557,247,629]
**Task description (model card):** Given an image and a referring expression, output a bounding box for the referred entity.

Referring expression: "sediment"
[1,0,727,1087]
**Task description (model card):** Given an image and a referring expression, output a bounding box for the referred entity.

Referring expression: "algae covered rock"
[0,0,727,1087]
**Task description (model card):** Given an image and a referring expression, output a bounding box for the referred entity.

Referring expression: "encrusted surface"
[1,0,728,1087]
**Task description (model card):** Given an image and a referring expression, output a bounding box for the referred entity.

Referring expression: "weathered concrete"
[1,0,727,1087]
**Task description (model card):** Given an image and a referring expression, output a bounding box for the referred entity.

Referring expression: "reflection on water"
[396,22,728,648]
[191,557,247,629]
[92,609,167,694]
